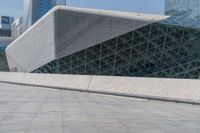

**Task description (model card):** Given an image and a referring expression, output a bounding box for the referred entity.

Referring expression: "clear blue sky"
[0,0,165,19]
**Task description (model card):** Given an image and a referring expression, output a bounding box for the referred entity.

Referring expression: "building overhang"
[6,6,168,72]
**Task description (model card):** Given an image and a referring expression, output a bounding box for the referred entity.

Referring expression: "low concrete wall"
[0,72,200,104]
[0,72,25,83]
[89,76,200,102]
[22,73,92,90]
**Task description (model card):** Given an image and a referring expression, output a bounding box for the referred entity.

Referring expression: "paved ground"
[0,83,200,133]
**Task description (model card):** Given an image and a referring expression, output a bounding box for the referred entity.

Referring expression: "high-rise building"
[165,0,200,19]
[0,16,14,70]
[11,17,23,39]
[0,16,14,37]
[23,0,66,31]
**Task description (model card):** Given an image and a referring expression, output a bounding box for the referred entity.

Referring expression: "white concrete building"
[6,6,167,73]
[6,6,200,79]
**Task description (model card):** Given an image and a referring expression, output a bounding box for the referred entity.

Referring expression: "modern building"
[0,16,14,71]
[165,0,200,19]
[23,0,66,31]
[6,6,200,79]
[0,37,13,71]
[0,16,14,37]
[11,17,23,39]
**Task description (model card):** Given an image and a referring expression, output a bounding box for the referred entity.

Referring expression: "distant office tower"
[23,0,66,31]
[0,16,14,37]
[11,17,23,39]
[0,16,14,70]
[165,0,200,18]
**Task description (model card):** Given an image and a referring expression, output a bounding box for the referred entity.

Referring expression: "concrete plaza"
[0,83,200,133]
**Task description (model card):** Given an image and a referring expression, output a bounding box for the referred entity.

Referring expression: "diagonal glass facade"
[33,17,200,79]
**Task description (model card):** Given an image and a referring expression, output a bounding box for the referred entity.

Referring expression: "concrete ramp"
[0,72,200,104]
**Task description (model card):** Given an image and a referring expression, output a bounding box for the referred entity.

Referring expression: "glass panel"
[33,17,200,79]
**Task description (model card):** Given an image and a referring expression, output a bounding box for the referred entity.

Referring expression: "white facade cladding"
[6,6,168,73]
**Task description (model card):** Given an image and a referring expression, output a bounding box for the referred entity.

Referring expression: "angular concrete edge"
[0,72,200,104]
[6,6,168,73]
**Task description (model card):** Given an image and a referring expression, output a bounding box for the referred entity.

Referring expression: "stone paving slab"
[0,83,200,133]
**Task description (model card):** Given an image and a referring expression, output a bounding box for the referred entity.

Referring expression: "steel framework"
[33,18,200,79]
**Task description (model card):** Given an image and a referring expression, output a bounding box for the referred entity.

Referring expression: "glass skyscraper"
[23,0,66,31]
[165,0,200,19]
